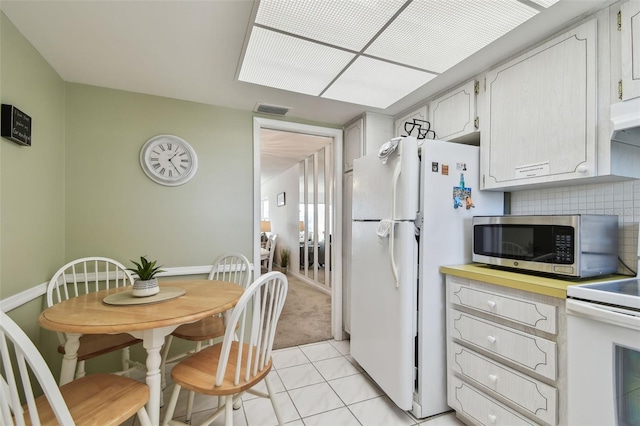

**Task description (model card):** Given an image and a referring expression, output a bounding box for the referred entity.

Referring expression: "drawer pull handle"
[488,374,498,383]
[488,414,497,424]
[487,300,496,309]
[487,335,497,344]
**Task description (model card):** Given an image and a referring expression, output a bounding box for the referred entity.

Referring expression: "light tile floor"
[127,339,464,426]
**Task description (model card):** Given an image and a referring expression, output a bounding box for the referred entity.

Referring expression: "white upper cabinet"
[429,80,479,143]
[394,105,429,139]
[344,113,394,173]
[620,0,640,101]
[480,9,640,192]
[363,112,394,155]
[344,118,363,172]
[482,20,599,190]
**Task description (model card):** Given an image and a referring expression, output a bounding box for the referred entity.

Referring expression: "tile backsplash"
[510,179,640,277]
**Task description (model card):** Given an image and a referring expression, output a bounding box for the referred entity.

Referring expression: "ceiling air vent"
[255,103,290,116]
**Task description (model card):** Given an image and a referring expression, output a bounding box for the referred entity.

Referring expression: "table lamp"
[260,221,271,242]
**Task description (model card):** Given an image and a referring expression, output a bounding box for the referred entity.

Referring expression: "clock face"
[140,135,198,186]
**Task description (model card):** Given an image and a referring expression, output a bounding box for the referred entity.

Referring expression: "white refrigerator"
[350,136,503,418]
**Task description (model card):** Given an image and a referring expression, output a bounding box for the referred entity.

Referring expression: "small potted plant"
[128,256,164,297]
[279,247,290,273]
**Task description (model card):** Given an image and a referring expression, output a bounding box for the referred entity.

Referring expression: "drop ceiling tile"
[365,0,538,73]
[322,56,436,108]
[255,0,407,52]
[530,0,561,8]
[238,27,355,96]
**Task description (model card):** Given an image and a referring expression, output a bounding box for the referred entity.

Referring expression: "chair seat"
[57,333,141,361]
[26,373,149,426]
[171,315,225,341]
[171,341,272,396]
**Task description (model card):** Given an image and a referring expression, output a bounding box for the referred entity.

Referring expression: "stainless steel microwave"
[472,215,619,278]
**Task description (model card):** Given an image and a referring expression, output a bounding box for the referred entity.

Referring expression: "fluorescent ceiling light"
[323,56,436,108]
[529,0,561,8]
[366,0,538,73]
[238,27,354,96]
[255,0,407,52]
[238,0,559,109]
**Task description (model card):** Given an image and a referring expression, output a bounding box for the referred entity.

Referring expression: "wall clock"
[139,134,198,186]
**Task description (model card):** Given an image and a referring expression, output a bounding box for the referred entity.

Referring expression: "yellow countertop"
[439,263,633,298]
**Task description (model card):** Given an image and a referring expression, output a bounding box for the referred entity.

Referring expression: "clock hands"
[168,153,182,175]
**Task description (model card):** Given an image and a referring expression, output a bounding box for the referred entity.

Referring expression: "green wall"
[1,11,255,373]
[64,84,254,267]
[1,13,65,335]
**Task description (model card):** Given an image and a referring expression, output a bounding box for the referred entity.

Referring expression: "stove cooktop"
[567,278,640,310]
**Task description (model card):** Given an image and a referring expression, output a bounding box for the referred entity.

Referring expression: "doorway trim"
[253,117,344,340]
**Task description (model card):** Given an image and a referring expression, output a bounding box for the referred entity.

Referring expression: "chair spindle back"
[216,271,287,387]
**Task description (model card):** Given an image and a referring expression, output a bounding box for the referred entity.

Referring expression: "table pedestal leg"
[60,333,81,385]
[135,328,174,426]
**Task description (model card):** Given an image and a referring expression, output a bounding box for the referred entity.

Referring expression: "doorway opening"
[253,117,344,342]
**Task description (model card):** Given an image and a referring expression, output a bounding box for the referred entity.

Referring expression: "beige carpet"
[273,273,332,350]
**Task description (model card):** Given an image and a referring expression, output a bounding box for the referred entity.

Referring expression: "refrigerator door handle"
[390,162,402,287]
[391,162,401,220]
[375,219,399,287]
[390,221,399,288]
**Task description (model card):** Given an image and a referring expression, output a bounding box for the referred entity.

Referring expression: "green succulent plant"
[128,256,165,280]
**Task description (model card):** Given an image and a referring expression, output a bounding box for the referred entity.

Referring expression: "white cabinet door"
[344,118,363,172]
[482,20,598,190]
[394,105,429,138]
[429,80,478,142]
[621,0,640,101]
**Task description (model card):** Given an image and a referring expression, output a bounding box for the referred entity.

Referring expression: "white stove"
[567,278,640,311]
[566,277,640,426]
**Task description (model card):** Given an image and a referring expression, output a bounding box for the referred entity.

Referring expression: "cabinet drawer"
[452,343,557,425]
[450,281,556,334]
[451,312,557,380]
[449,377,537,426]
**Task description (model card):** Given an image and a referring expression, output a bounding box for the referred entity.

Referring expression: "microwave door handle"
[531,252,555,262]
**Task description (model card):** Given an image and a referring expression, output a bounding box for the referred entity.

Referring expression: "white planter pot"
[132,278,159,297]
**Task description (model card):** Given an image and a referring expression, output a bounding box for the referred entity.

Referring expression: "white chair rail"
[1,264,256,313]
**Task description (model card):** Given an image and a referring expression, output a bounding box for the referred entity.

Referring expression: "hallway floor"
[131,339,464,426]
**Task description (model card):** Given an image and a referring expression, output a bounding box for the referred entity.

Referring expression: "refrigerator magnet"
[442,164,449,175]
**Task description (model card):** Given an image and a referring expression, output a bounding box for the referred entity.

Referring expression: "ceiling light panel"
[255,0,407,52]
[528,0,561,8]
[365,0,538,73]
[322,56,437,108]
[238,27,355,96]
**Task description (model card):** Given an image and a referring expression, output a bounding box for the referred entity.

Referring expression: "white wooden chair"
[162,271,288,426]
[262,233,278,273]
[46,257,143,381]
[0,310,152,426]
[160,252,252,389]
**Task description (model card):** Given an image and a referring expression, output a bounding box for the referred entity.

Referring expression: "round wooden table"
[39,280,244,426]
